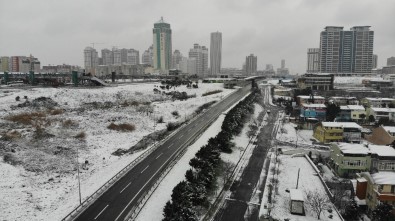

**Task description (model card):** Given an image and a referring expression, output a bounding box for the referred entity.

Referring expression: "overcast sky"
[1,0,394,74]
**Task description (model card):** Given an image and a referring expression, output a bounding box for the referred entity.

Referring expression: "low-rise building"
[314,122,362,143]
[329,96,359,106]
[300,103,326,121]
[358,172,395,213]
[366,107,395,122]
[330,143,395,177]
[296,95,325,105]
[297,73,334,91]
[361,97,395,108]
[365,126,395,145]
[338,105,366,122]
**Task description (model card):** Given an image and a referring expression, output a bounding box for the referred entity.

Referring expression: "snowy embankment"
[0,82,234,221]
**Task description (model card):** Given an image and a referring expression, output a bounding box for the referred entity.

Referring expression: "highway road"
[213,85,281,221]
[73,85,251,221]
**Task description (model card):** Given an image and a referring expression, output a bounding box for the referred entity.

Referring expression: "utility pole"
[296,168,300,189]
[76,146,82,205]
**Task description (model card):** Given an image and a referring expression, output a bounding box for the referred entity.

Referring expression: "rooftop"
[297,95,325,99]
[340,105,365,111]
[301,103,326,108]
[365,97,395,102]
[322,122,362,129]
[335,143,395,156]
[371,172,395,185]
[290,189,304,201]
[383,126,395,134]
[370,108,395,112]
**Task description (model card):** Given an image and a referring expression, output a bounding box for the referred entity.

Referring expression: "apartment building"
[314,122,362,143]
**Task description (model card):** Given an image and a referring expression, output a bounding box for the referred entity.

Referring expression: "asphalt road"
[74,85,251,221]
[214,85,280,221]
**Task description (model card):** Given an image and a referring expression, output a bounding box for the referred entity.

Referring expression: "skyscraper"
[281,59,285,69]
[387,57,395,66]
[372,54,378,69]
[189,44,208,77]
[84,47,98,74]
[101,49,113,65]
[121,48,139,65]
[210,32,222,76]
[112,47,121,65]
[172,50,183,69]
[142,45,154,66]
[307,48,320,72]
[319,26,374,73]
[153,17,172,72]
[245,54,257,76]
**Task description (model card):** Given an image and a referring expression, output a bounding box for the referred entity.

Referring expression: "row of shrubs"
[162,89,259,220]
[202,90,222,97]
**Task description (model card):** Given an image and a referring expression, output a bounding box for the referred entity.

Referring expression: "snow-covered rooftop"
[370,107,395,113]
[371,172,395,185]
[335,143,395,156]
[290,189,304,201]
[383,126,395,134]
[322,122,362,129]
[297,95,325,99]
[340,105,365,111]
[365,97,395,102]
[329,96,357,100]
[301,103,326,108]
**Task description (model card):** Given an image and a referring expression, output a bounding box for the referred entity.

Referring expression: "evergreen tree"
[372,203,394,221]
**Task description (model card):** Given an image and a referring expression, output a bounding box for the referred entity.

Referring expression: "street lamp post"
[294,125,299,148]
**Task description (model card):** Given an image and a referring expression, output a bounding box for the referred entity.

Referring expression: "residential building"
[296,95,325,105]
[382,66,395,75]
[297,73,334,91]
[42,64,82,73]
[300,103,327,121]
[172,50,183,69]
[121,48,139,65]
[84,47,98,74]
[387,57,395,66]
[0,56,10,72]
[220,68,243,77]
[384,74,395,84]
[361,97,395,108]
[358,172,395,213]
[142,45,154,66]
[366,107,395,122]
[363,79,393,90]
[112,48,121,65]
[245,54,257,76]
[314,122,362,143]
[189,44,208,77]
[10,55,41,73]
[153,17,172,72]
[101,49,113,65]
[95,64,146,77]
[210,31,222,76]
[338,105,366,122]
[307,48,320,73]
[329,96,359,106]
[319,26,374,74]
[330,143,395,177]
[372,54,378,69]
[365,126,395,145]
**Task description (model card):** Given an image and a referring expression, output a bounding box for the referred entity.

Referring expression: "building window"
[386,163,395,170]
[379,163,386,170]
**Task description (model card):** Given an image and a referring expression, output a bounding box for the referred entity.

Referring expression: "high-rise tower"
[210,32,222,76]
[245,54,257,76]
[153,17,172,72]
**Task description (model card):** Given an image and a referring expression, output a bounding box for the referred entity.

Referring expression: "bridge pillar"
[29,71,35,85]
[72,71,79,86]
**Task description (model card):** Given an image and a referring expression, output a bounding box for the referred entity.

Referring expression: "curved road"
[74,85,251,221]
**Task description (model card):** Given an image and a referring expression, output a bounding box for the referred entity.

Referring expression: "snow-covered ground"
[0,82,234,221]
[267,155,342,221]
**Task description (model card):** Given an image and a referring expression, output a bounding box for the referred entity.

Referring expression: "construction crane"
[90,42,106,49]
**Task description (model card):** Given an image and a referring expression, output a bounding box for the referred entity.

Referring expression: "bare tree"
[305,190,331,220]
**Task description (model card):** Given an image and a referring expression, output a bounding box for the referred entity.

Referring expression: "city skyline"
[1,0,395,74]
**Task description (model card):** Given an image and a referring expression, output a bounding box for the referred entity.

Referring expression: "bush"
[74,131,86,139]
[166,122,180,131]
[171,111,179,118]
[6,112,46,125]
[15,96,20,101]
[3,153,21,165]
[107,123,136,132]
[195,101,216,114]
[202,90,222,97]
[49,109,64,115]
[157,116,164,123]
[62,119,78,128]
[1,130,22,141]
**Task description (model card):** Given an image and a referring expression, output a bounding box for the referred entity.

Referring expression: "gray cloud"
[1,0,394,74]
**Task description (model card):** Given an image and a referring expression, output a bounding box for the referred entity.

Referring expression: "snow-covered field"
[0,82,234,221]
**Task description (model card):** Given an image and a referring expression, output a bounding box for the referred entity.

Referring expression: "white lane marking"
[120,182,131,193]
[187,128,192,132]
[155,153,163,159]
[168,143,174,149]
[179,134,184,139]
[94,204,109,220]
[141,165,149,174]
